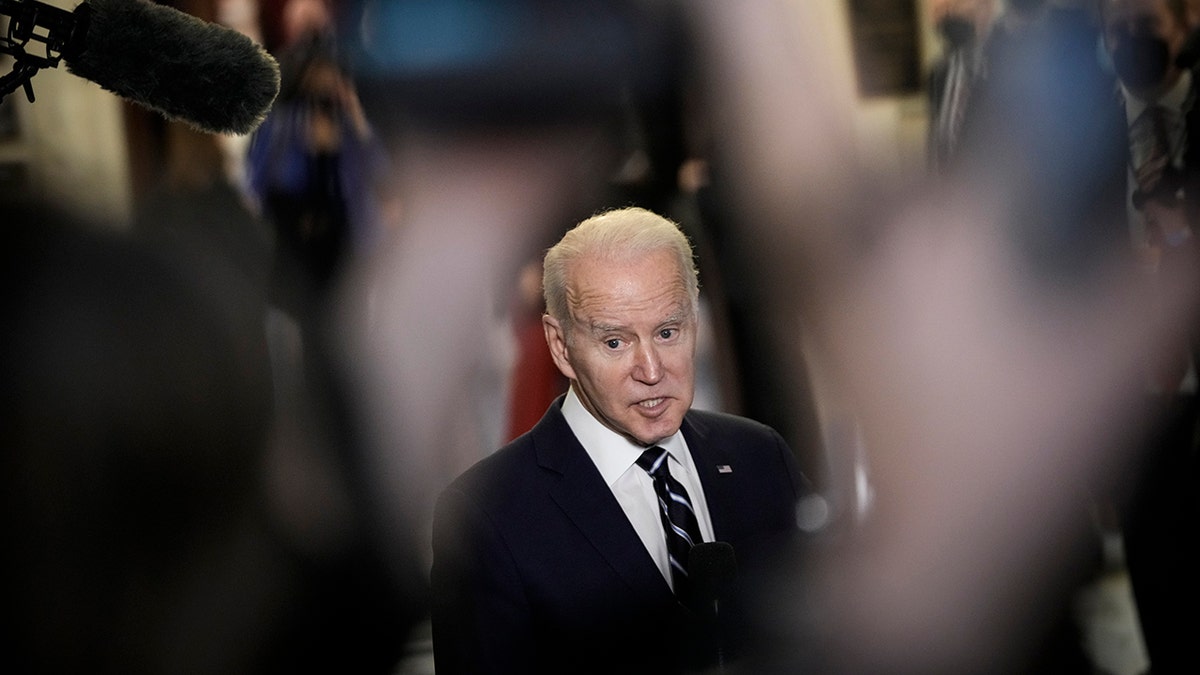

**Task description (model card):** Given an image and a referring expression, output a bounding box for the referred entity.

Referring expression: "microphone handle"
[714,597,725,671]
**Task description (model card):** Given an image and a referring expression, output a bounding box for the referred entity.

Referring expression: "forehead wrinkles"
[565,269,693,332]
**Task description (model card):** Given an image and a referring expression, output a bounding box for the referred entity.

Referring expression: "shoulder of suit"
[443,433,538,496]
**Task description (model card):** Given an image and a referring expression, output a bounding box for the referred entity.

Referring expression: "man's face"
[543,249,697,447]
[1104,0,1190,95]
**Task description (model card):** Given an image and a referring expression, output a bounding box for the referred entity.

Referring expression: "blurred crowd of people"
[4,0,1200,673]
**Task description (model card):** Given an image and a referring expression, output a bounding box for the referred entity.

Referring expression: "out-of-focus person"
[927,0,997,173]
[257,0,331,54]
[1,203,267,674]
[430,207,810,674]
[1101,1,1200,670]
[503,257,568,441]
[133,121,273,342]
[1105,0,1200,254]
[244,28,392,515]
[245,30,388,326]
[280,0,332,48]
[1,200,420,674]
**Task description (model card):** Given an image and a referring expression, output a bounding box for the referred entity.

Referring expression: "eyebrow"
[584,306,694,336]
[585,321,618,334]
[663,302,696,324]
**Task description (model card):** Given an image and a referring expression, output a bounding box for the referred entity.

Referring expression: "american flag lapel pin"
[717,464,733,474]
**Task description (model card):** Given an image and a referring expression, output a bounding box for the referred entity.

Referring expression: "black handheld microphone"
[690,541,737,609]
[1,0,279,134]
[688,541,737,669]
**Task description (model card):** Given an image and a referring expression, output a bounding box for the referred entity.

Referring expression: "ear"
[542,314,577,381]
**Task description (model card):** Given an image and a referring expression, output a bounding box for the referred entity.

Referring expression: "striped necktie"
[637,446,704,599]
[935,49,975,168]
[1130,104,1174,205]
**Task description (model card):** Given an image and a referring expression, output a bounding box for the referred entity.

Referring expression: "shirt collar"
[1125,69,1193,124]
[561,386,687,487]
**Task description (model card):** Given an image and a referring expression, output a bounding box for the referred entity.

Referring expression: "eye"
[605,338,622,350]
[658,328,677,340]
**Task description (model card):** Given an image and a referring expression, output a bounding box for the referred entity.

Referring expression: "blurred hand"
[692,0,1200,671]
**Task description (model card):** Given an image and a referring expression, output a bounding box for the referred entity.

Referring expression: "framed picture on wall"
[848,0,922,98]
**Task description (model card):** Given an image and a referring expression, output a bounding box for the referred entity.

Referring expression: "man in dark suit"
[1102,1,1200,671]
[430,206,808,674]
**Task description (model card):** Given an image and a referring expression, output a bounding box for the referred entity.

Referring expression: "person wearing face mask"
[1105,0,1198,251]
[927,0,998,173]
[1102,2,1200,672]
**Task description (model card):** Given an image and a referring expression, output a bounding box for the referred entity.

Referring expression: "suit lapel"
[532,401,674,601]
[681,414,738,542]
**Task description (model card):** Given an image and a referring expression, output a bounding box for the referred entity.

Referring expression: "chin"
[635,420,684,447]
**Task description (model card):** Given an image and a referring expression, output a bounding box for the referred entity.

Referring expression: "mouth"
[637,397,668,411]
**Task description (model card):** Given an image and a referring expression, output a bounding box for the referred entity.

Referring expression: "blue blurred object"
[340,0,663,128]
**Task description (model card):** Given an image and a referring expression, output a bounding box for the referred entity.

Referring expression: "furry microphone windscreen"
[64,0,280,135]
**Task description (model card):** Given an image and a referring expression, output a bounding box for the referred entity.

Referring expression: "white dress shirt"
[560,387,715,589]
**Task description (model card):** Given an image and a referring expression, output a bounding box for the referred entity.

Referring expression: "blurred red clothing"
[505,306,567,442]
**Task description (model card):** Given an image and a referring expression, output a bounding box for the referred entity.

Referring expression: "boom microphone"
[66,0,280,134]
[1,0,279,134]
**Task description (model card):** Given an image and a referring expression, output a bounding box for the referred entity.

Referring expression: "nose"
[633,341,663,385]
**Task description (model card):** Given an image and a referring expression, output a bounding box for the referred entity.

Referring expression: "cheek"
[665,348,696,375]
[600,360,635,388]
[577,354,625,387]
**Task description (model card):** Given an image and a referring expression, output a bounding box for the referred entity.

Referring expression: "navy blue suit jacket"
[431,396,807,674]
